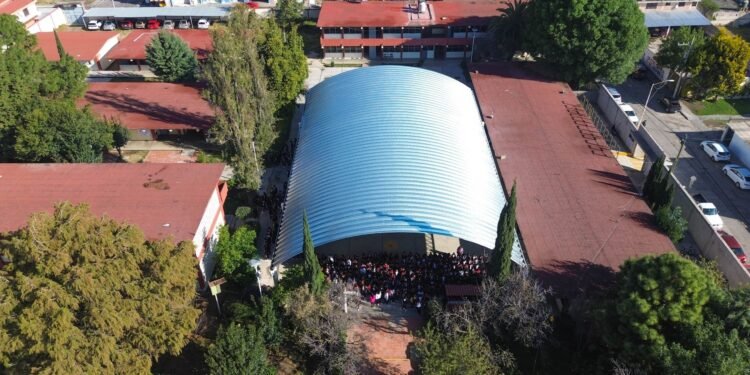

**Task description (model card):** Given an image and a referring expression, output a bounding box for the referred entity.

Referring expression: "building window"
[383,27,402,34]
[423,45,435,51]
[403,45,420,52]
[22,8,29,16]
[342,27,361,34]
[665,2,671,5]
[403,27,421,34]
[322,27,339,34]
[324,47,343,53]
[447,45,465,52]
[452,26,467,33]
[383,46,399,53]
[343,46,360,53]
[678,1,685,6]
[646,3,657,8]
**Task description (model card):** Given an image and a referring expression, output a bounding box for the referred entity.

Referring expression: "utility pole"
[672,36,696,99]
[670,136,687,179]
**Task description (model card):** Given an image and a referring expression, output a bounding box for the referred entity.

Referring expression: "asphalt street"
[614,77,750,254]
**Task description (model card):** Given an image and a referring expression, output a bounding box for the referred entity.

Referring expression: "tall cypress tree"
[302,212,325,296]
[489,181,517,282]
[643,155,665,204]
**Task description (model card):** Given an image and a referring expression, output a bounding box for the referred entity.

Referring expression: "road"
[614,77,750,255]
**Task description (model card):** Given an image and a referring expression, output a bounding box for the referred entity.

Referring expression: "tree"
[699,0,720,20]
[642,156,665,203]
[655,205,688,244]
[203,6,277,189]
[523,0,648,85]
[275,0,303,30]
[0,14,35,49]
[13,101,113,162]
[47,31,88,99]
[302,212,325,296]
[489,181,517,281]
[214,226,258,283]
[415,324,502,375]
[690,28,750,99]
[491,0,529,60]
[112,122,129,159]
[146,31,198,82]
[655,27,706,76]
[205,323,276,375]
[0,203,200,373]
[605,254,716,362]
[260,19,308,107]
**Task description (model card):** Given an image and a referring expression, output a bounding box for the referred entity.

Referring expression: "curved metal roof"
[273,66,505,265]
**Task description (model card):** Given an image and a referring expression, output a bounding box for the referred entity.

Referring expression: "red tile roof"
[0,163,225,243]
[320,37,471,47]
[82,82,214,131]
[0,0,33,15]
[36,31,120,62]
[106,29,212,61]
[317,0,503,28]
[470,63,675,295]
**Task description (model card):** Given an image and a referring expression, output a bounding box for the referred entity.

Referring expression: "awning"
[320,37,472,48]
[643,9,711,28]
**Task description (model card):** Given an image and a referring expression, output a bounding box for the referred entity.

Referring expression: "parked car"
[163,19,175,29]
[147,19,160,29]
[660,96,681,113]
[718,230,750,269]
[135,20,146,29]
[620,104,639,126]
[119,20,133,29]
[700,140,731,162]
[197,18,210,29]
[722,164,750,190]
[86,20,102,30]
[178,19,191,29]
[102,20,116,31]
[697,202,724,230]
[603,85,623,104]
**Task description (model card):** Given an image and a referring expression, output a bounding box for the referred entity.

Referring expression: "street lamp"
[249,258,262,298]
[637,79,674,129]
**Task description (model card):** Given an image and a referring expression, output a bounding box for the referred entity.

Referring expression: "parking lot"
[614,77,750,255]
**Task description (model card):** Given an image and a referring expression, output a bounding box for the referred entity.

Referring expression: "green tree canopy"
[606,254,717,361]
[491,0,528,60]
[146,31,198,82]
[214,225,258,283]
[690,28,750,98]
[205,323,276,375]
[489,181,517,281]
[0,14,35,49]
[301,212,325,296]
[203,6,277,189]
[523,0,648,85]
[415,324,502,375]
[0,203,200,373]
[655,27,706,74]
[275,0,303,30]
[260,19,308,107]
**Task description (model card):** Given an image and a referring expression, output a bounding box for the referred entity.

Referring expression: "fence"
[578,94,619,151]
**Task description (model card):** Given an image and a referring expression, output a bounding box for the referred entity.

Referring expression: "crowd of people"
[321,249,487,311]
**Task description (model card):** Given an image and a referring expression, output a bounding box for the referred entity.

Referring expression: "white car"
[197,19,210,29]
[163,20,175,29]
[178,19,191,29]
[620,104,639,126]
[102,20,116,31]
[697,202,724,230]
[87,20,102,30]
[700,140,731,162]
[722,164,750,190]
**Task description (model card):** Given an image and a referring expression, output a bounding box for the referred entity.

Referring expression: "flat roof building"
[36,31,120,70]
[470,63,675,295]
[81,82,214,140]
[274,66,512,265]
[0,163,227,286]
[316,0,502,60]
[104,30,212,71]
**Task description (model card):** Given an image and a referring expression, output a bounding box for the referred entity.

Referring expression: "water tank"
[418,0,427,13]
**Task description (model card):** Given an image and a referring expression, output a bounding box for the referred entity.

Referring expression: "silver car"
[102,20,116,31]
[178,19,191,29]
[722,164,750,190]
[163,20,175,29]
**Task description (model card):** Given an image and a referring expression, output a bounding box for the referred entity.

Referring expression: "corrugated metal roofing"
[643,9,711,28]
[273,66,505,265]
[83,6,231,19]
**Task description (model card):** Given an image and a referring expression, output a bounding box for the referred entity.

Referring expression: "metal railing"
[579,94,620,151]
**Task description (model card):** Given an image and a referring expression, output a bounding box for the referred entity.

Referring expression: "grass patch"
[688,98,750,116]
[195,150,224,163]
[121,150,148,163]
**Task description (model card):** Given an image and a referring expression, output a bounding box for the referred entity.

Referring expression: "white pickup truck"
[694,194,724,230]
